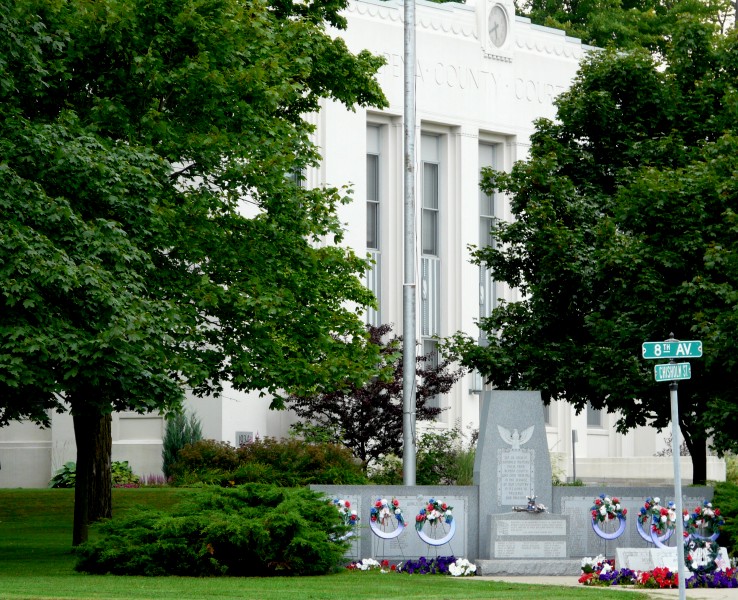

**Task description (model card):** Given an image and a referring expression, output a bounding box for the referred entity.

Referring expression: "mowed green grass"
[0,488,650,600]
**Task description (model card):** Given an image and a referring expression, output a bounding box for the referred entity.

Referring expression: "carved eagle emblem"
[497,425,534,450]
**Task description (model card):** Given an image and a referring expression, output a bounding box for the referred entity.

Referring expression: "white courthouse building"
[0,0,724,487]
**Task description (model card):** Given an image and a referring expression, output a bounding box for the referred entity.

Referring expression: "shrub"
[169,437,366,487]
[712,481,738,556]
[50,461,140,488]
[112,461,141,487]
[368,425,476,485]
[169,439,239,484]
[74,484,349,576]
[162,410,203,479]
[49,461,77,488]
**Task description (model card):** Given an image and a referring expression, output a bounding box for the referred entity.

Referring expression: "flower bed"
[579,554,738,589]
[347,556,475,576]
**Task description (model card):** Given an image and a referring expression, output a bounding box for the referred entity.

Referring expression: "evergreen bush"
[74,484,349,576]
[162,410,203,479]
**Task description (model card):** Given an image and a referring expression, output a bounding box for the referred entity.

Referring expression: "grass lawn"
[0,489,650,600]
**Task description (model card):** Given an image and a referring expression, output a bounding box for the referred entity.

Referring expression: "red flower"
[416,514,424,522]
[608,513,615,519]
[578,573,593,584]
[441,503,448,510]
[427,503,434,511]
[715,508,721,516]
[660,507,668,515]
[591,510,598,518]
[392,499,399,507]
[345,501,350,508]
[375,500,382,508]
[612,497,619,504]
[391,564,397,571]
[622,508,628,515]
[595,499,602,505]
[381,559,389,567]
[371,515,377,522]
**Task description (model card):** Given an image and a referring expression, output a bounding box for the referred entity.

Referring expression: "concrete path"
[475,575,737,600]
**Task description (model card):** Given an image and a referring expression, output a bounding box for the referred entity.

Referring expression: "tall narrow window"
[478,143,498,345]
[421,133,442,410]
[366,125,381,326]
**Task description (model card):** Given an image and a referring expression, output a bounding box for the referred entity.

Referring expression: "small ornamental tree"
[287,324,465,470]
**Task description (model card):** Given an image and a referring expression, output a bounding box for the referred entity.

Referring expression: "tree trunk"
[689,438,707,486]
[681,421,707,486]
[72,404,112,546]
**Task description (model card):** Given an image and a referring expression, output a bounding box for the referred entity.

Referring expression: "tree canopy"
[516,0,733,50]
[445,17,738,484]
[0,0,386,543]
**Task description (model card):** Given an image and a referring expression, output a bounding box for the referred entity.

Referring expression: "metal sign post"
[642,334,703,600]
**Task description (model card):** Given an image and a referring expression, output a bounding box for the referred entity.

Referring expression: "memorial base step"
[476,559,582,576]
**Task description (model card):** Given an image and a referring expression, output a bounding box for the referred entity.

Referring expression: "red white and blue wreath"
[590,494,627,540]
[415,498,456,546]
[370,497,405,540]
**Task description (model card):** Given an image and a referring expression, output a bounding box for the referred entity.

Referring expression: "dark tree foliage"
[0,0,386,545]
[287,324,465,470]
[445,18,738,484]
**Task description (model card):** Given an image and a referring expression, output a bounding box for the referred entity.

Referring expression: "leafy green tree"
[516,0,727,50]
[445,18,738,484]
[0,0,386,544]
[287,324,464,470]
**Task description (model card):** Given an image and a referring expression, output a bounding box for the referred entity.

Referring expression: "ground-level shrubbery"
[74,484,350,577]
[169,437,367,486]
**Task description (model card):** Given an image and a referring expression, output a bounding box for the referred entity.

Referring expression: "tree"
[0,0,386,544]
[516,0,728,50]
[287,324,465,470]
[444,17,738,484]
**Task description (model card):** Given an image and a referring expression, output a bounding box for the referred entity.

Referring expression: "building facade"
[0,0,724,487]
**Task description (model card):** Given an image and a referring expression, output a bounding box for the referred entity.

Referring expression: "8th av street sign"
[642,340,702,359]
[654,362,692,382]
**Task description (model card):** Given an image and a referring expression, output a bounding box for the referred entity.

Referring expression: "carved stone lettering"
[497,448,535,505]
[497,519,566,537]
[495,540,567,558]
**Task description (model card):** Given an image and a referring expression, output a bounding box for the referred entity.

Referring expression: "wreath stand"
[416,519,457,557]
[591,514,626,557]
[370,515,407,561]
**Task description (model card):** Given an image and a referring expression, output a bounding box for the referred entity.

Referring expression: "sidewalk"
[474,575,737,600]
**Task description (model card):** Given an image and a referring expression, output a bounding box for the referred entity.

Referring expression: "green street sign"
[654,362,692,382]
[642,340,702,359]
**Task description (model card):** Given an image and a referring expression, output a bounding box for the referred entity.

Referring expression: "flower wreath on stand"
[415,498,453,531]
[638,497,661,529]
[685,500,724,540]
[591,494,627,523]
[590,494,627,540]
[683,501,725,574]
[371,497,404,526]
[333,499,359,527]
[650,501,678,537]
